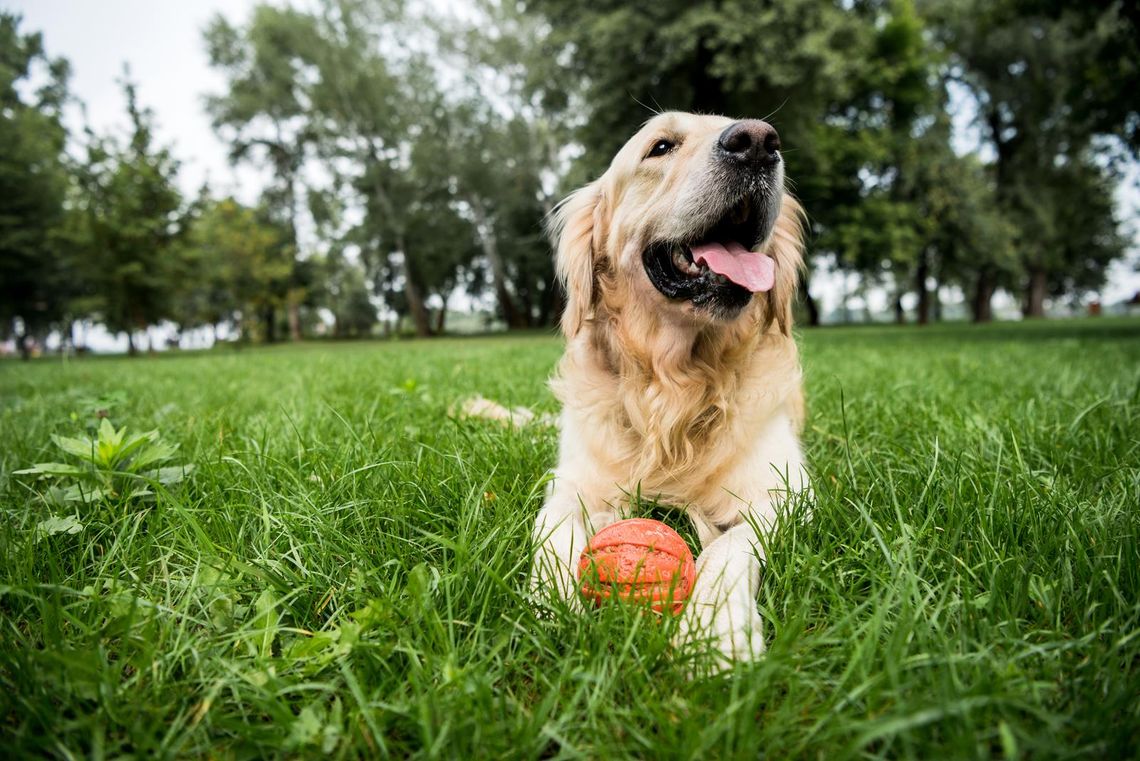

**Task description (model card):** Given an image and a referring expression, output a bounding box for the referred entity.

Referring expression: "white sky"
[4,0,1138,347]
[6,0,266,204]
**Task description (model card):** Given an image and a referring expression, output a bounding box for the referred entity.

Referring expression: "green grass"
[1,319,1138,759]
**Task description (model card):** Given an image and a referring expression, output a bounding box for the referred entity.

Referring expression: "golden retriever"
[532,111,809,664]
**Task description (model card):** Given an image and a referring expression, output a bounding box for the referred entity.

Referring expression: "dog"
[531,111,810,665]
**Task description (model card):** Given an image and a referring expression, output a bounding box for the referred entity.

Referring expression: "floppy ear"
[764,195,807,336]
[550,182,606,338]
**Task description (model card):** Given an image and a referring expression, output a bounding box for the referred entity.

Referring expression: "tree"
[906,121,1015,322]
[167,187,229,339]
[1014,151,1125,314]
[316,248,377,337]
[438,103,551,329]
[434,2,570,327]
[931,0,1132,317]
[292,0,490,336]
[184,197,291,343]
[69,72,187,354]
[204,6,320,341]
[523,0,942,326]
[0,13,71,358]
[1026,0,1140,153]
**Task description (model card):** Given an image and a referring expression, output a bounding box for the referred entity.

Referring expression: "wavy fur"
[533,112,811,664]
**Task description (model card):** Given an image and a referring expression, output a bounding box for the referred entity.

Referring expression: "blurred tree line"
[1,0,1136,356]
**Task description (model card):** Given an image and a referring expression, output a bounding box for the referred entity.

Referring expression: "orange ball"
[578,518,696,613]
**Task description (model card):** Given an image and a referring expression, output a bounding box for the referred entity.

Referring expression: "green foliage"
[929,0,1132,314]
[315,249,377,337]
[522,0,1132,321]
[33,513,83,540]
[522,0,962,310]
[4,0,1136,346]
[306,2,480,336]
[174,197,291,341]
[203,1,567,336]
[0,13,71,356]
[15,417,192,504]
[67,72,187,347]
[204,5,326,340]
[1,323,1138,756]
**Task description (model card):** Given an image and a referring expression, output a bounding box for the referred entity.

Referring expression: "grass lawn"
[1,319,1138,759]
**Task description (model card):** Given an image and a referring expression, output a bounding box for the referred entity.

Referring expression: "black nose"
[717,120,781,168]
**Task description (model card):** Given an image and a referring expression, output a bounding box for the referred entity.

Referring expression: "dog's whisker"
[759,98,790,124]
[630,93,664,118]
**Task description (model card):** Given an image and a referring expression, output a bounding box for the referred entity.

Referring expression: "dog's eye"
[646,139,676,158]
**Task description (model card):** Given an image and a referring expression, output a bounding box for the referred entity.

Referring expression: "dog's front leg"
[678,520,767,663]
[530,485,615,603]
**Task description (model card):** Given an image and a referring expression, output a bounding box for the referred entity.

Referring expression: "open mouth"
[642,195,775,316]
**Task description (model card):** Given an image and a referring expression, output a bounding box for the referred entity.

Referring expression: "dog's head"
[552,112,804,339]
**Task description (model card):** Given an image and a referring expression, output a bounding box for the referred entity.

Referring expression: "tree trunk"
[435,305,447,335]
[932,277,943,322]
[15,332,29,361]
[264,306,277,343]
[798,278,820,326]
[915,254,930,325]
[471,204,526,329]
[400,247,433,338]
[287,301,302,341]
[126,331,137,356]
[518,286,534,328]
[893,294,906,324]
[279,129,304,343]
[981,106,1018,326]
[499,281,526,328]
[1024,268,1047,318]
[972,269,995,323]
[360,144,431,338]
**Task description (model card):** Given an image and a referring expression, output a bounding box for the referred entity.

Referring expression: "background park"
[1,0,1138,758]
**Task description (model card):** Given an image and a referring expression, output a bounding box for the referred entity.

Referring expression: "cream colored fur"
[532,112,811,665]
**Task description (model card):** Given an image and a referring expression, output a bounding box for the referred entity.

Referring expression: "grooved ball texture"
[578,518,696,613]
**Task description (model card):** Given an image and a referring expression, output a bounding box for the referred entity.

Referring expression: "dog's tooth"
[672,250,688,269]
[672,249,701,277]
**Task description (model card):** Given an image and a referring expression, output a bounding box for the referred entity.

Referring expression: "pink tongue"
[691,241,776,292]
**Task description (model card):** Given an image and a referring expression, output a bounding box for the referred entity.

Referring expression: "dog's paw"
[675,590,766,668]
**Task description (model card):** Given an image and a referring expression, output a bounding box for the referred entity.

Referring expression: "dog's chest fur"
[553,323,802,517]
